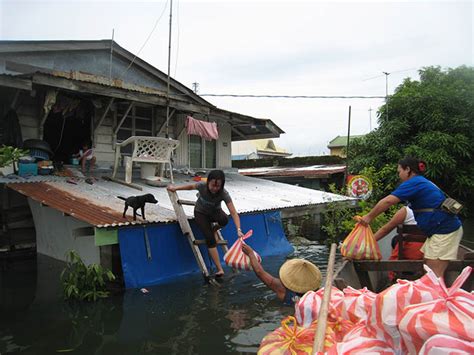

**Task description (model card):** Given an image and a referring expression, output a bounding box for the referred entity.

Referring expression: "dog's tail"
[117,196,126,201]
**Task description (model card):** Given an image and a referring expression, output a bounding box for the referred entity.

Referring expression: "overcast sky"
[1,0,472,155]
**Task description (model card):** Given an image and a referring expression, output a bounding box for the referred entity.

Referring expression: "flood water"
[0,237,336,355]
[2,219,473,355]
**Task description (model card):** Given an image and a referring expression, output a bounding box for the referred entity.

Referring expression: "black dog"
[118,194,158,220]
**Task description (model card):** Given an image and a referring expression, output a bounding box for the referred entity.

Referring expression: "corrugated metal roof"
[0,175,66,184]
[238,165,346,178]
[5,173,353,228]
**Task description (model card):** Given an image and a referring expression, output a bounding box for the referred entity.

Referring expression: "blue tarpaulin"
[119,211,293,288]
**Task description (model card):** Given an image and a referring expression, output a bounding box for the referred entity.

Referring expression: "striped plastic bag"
[398,266,474,355]
[340,220,381,260]
[295,286,345,327]
[341,286,377,323]
[369,265,444,353]
[418,334,474,355]
[223,230,260,270]
[327,321,395,355]
[258,316,335,355]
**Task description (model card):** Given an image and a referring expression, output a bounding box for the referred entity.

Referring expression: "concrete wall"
[29,199,100,265]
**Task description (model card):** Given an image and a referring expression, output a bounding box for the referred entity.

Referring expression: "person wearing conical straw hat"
[242,244,322,305]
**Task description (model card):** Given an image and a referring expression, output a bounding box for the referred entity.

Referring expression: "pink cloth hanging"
[186,116,219,140]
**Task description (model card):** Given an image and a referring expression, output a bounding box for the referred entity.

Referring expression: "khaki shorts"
[421,227,463,260]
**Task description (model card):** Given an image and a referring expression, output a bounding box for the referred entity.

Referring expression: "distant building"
[232,139,292,160]
[327,135,365,157]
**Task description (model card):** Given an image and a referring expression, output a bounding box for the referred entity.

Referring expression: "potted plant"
[0,145,29,176]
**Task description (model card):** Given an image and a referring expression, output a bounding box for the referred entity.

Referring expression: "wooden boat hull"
[334,230,474,292]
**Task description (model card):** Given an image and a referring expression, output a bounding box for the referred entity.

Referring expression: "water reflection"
[0,238,335,354]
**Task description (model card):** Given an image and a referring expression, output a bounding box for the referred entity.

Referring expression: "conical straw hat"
[279,258,322,294]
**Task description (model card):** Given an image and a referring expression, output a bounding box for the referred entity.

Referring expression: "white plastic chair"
[112,136,180,183]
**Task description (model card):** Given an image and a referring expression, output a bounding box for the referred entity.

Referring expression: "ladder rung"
[178,199,196,206]
[193,239,228,246]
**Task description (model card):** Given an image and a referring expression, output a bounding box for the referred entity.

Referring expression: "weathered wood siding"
[93,107,115,165]
[16,92,40,140]
[216,121,231,169]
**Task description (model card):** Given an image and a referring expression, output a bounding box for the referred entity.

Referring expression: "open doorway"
[43,95,93,163]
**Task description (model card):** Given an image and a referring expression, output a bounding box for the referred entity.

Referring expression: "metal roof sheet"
[6,173,353,228]
[238,165,346,178]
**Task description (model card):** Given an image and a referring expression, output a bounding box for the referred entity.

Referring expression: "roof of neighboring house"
[238,165,346,178]
[232,139,291,157]
[327,135,365,148]
[4,172,351,228]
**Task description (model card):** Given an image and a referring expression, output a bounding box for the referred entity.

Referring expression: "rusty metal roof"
[8,182,129,227]
[238,165,346,178]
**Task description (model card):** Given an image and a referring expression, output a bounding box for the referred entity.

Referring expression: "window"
[189,135,202,169]
[117,105,154,154]
[189,136,217,169]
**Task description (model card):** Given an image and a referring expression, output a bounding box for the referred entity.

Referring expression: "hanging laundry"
[186,116,219,140]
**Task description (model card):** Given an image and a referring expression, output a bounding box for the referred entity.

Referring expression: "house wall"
[1,48,234,169]
[330,147,345,157]
[15,92,40,140]
[93,107,115,165]
[174,114,231,169]
[216,121,231,168]
[29,199,100,265]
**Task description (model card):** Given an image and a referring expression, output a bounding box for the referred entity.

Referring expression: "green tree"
[348,66,474,210]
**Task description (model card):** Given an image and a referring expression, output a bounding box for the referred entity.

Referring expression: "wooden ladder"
[167,190,230,284]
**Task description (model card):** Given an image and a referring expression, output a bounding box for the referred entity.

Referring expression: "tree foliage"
[348,66,474,209]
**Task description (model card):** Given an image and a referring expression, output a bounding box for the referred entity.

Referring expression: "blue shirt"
[391,175,461,236]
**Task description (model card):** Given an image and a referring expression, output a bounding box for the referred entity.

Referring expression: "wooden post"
[312,243,337,354]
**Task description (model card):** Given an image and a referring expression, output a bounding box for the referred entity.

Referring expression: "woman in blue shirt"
[360,157,463,278]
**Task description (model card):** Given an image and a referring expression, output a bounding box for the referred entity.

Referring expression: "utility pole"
[165,0,173,138]
[383,71,390,121]
[344,105,351,185]
[368,107,372,131]
[192,82,199,94]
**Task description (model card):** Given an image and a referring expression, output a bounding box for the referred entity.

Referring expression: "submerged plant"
[61,250,115,302]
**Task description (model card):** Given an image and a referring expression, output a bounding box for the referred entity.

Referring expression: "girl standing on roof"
[167,170,244,278]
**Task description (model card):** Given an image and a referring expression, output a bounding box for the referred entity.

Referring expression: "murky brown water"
[0,238,335,354]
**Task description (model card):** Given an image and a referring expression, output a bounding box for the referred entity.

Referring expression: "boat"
[333,224,474,292]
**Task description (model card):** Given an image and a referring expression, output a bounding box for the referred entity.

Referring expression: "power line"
[198,94,386,99]
[121,0,169,78]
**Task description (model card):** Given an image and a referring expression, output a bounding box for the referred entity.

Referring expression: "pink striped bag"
[369,265,444,353]
[340,221,381,260]
[341,286,377,323]
[223,230,261,270]
[418,334,474,355]
[399,266,474,355]
[295,286,345,328]
[328,321,395,355]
